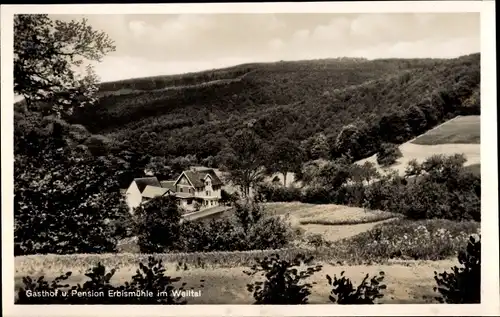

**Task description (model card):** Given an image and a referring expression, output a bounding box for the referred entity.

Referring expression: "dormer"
[204,176,212,187]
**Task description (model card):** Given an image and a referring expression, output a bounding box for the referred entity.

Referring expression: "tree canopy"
[14,14,115,117]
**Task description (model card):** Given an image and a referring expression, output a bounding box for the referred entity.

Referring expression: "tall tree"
[134,195,183,253]
[13,15,126,255]
[268,138,304,187]
[219,128,267,197]
[334,123,364,160]
[14,14,115,117]
[14,119,131,255]
[309,133,330,160]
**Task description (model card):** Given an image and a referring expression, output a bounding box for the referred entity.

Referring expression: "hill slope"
[356,115,481,176]
[69,53,480,164]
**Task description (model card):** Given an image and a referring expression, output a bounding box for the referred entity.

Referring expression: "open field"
[412,115,480,145]
[356,116,480,176]
[265,202,400,224]
[264,202,402,243]
[14,258,457,304]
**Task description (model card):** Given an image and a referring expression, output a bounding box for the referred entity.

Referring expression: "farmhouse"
[124,168,224,213]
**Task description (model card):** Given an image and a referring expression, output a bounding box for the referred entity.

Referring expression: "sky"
[50,13,480,83]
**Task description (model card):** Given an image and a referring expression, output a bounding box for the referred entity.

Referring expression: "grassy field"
[412,115,480,145]
[265,202,400,225]
[356,116,481,176]
[264,202,402,242]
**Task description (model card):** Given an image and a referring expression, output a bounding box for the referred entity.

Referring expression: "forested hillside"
[68,54,479,164]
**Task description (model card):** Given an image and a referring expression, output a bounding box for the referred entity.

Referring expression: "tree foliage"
[14,14,115,117]
[268,138,304,186]
[434,235,481,303]
[14,14,124,255]
[69,54,480,172]
[376,143,403,167]
[327,271,386,304]
[244,254,323,304]
[14,117,130,255]
[134,195,183,253]
[219,129,268,196]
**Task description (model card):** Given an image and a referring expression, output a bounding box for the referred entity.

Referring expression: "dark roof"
[133,177,161,193]
[160,181,176,191]
[181,169,223,188]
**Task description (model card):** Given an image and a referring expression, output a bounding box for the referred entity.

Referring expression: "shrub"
[337,219,479,261]
[256,183,302,202]
[434,234,481,303]
[16,256,190,304]
[397,154,481,221]
[177,201,293,252]
[220,189,239,206]
[244,254,322,304]
[134,195,183,253]
[301,186,333,204]
[120,257,189,304]
[246,216,295,250]
[376,143,402,167]
[327,271,386,304]
[233,199,264,233]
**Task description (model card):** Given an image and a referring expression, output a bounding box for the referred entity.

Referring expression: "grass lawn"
[264,202,401,225]
[412,115,480,145]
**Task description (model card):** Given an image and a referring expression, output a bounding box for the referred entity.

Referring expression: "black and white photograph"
[1,1,498,316]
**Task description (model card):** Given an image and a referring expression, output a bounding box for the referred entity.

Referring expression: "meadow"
[411,115,480,145]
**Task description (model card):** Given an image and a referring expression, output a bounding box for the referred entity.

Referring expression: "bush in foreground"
[434,234,481,303]
[243,254,322,304]
[327,271,386,304]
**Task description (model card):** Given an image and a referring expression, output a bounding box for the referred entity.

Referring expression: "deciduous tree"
[14,14,115,117]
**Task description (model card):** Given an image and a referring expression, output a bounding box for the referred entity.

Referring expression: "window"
[180,188,183,192]
[187,199,192,205]
[206,191,209,196]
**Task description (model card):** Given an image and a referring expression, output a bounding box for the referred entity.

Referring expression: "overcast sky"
[50,13,480,83]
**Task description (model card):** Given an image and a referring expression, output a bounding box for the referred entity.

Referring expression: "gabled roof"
[160,181,176,191]
[178,169,223,188]
[141,185,171,199]
[133,177,161,193]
